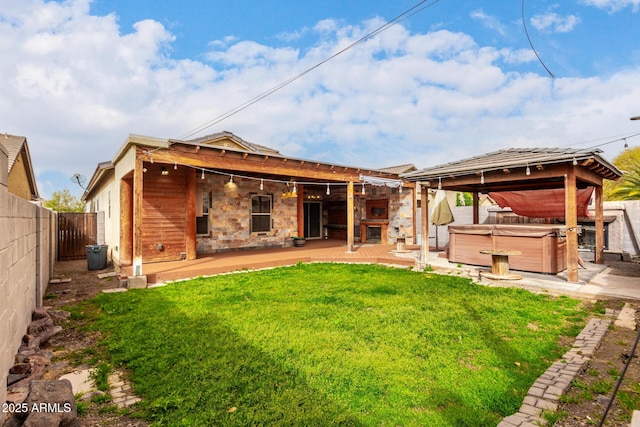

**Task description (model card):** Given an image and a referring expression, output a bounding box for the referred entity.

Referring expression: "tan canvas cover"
[430,190,454,226]
[489,188,594,219]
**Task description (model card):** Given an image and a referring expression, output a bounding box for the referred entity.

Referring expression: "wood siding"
[142,164,188,262]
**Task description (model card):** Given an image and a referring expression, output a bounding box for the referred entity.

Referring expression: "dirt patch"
[39,260,148,427]
[34,259,640,426]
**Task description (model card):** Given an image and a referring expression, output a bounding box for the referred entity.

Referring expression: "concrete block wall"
[0,147,55,414]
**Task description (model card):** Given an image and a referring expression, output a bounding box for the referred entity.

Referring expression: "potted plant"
[292,236,306,247]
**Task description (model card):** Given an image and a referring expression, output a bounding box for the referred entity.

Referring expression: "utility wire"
[521,0,555,78]
[178,0,441,140]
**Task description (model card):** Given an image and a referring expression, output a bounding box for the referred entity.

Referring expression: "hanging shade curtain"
[359,175,402,188]
[431,190,454,226]
[489,187,594,218]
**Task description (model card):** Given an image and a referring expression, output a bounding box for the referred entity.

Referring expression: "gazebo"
[402,148,622,282]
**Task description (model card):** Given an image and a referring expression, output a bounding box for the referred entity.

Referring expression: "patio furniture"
[479,249,522,280]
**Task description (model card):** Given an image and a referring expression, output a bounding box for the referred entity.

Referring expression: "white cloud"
[530,13,581,33]
[580,0,640,12]
[469,9,507,36]
[1,1,639,198]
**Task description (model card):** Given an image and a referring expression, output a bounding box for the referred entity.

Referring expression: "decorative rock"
[3,380,79,427]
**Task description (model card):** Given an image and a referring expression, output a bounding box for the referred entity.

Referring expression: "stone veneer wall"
[196,175,298,253]
[359,185,414,244]
[0,147,55,417]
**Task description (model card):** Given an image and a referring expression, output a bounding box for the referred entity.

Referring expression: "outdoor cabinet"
[448,224,567,274]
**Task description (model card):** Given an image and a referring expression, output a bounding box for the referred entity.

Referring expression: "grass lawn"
[86,263,589,426]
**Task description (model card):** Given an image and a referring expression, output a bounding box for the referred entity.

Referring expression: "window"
[251,195,272,232]
[196,190,211,235]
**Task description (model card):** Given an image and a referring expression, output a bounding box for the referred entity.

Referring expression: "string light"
[229,175,234,185]
[572,158,578,166]
[438,177,442,190]
[292,182,297,194]
[361,183,365,195]
[326,184,330,195]
[525,165,531,176]
[480,171,485,184]
[201,169,205,180]
[260,179,264,190]
[174,162,178,170]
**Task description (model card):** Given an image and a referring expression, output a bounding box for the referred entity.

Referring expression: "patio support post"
[297,184,304,239]
[594,185,604,264]
[472,191,479,224]
[133,156,144,276]
[565,171,579,282]
[347,181,354,252]
[185,168,196,260]
[120,177,133,266]
[419,183,429,268]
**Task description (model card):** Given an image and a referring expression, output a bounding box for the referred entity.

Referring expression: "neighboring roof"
[403,148,622,182]
[0,133,40,199]
[0,133,27,172]
[378,164,417,174]
[81,161,114,201]
[180,131,280,155]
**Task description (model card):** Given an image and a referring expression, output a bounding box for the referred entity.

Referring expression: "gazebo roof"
[402,147,622,192]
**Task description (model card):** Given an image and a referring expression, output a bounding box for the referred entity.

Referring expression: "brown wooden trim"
[347,181,354,252]
[594,185,604,264]
[420,184,429,266]
[133,157,143,275]
[297,184,304,238]
[185,168,197,260]
[565,170,579,282]
[146,145,398,183]
[472,191,479,224]
[120,177,133,266]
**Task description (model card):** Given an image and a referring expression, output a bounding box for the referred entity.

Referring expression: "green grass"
[87,263,588,426]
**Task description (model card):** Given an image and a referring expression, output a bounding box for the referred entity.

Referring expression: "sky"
[1,0,640,200]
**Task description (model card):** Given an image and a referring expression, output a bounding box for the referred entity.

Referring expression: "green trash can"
[86,244,108,270]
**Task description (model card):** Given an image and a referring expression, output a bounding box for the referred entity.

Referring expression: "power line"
[178,0,441,140]
[521,0,555,78]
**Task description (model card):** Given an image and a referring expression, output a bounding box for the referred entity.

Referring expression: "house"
[0,133,40,201]
[82,132,415,277]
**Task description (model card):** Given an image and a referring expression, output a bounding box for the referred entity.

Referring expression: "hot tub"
[448,224,567,273]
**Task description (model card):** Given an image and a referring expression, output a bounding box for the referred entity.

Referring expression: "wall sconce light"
[161,166,169,175]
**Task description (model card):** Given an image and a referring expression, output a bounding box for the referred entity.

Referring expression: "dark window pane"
[196,216,208,234]
[252,216,270,232]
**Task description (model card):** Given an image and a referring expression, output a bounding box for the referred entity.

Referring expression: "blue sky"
[1,0,639,199]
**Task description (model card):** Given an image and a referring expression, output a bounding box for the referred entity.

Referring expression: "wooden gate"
[57,213,97,261]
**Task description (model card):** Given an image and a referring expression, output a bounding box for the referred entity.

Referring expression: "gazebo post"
[133,156,144,277]
[472,191,480,224]
[565,171,579,282]
[420,183,430,267]
[346,181,354,252]
[594,185,605,264]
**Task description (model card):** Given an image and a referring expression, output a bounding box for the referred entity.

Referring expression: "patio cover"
[489,187,594,218]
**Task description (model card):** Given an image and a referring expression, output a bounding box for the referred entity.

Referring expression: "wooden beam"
[297,184,304,238]
[185,168,196,260]
[472,192,479,224]
[119,177,133,266]
[594,185,604,264]
[133,156,144,276]
[565,170,579,282]
[420,184,429,267]
[347,181,354,252]
[149,149,380,183]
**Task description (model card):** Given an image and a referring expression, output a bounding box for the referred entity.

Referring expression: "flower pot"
[293,239,305,247]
